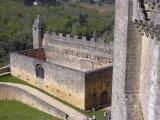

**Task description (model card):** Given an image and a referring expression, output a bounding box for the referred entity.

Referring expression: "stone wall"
[124,1,142,118]
[42,32,113,71]
[10,48,113,110]
[154,46,160,120]
[43,45,112,71]
[131,1,160,119]
[43,32,113,68]
[85,66,112,110]
[10,52,85,109]
[0,83,68,119]
[112,0,160,120]
[140,34,160,120]
[112,0,142,120]
[111,0,129,119]
[43,32,113,55]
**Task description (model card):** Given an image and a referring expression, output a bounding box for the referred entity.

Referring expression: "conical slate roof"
[33,14,45,28]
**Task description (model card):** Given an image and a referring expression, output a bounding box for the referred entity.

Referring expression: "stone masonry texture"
[112,0,160,120]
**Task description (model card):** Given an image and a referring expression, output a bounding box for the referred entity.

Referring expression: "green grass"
[0,100,61,120]
[0,75,107,119]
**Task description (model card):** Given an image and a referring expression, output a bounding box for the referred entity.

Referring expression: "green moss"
[0,100,61,120]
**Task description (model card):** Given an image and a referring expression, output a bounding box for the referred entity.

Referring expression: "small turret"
[32,14,46,49]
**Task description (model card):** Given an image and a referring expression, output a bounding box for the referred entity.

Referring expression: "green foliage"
[105,31,114,43]
[0,0,114,66]
[0,100,61,120]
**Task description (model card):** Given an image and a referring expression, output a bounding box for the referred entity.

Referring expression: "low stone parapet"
[0,82,68,120]
[0,66,10,74]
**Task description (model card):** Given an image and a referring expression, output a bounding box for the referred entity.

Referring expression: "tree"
[79,12,88,26]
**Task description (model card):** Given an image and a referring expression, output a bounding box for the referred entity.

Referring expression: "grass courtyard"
[0,75,109,120]
[0,100,61,120]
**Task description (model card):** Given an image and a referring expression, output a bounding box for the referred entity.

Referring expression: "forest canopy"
[0,0,114,66]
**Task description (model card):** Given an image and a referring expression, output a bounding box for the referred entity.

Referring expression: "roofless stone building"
[10,15,113,110]
[9,0,160,118]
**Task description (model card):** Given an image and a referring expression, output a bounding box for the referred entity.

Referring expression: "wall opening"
[92,93,96,108]
[100,91,108,106]
[35,64,44,79]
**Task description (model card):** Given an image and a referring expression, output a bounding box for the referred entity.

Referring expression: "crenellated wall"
[43,32,112,49]
[42,32,113,71]
[112,0,160,120]
[132,1,160,120]
[10,10,114,112]
[43,32,113,58]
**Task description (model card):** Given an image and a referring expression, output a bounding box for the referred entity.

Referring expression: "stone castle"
[10,15,113,110]
[9,0,160,119]
[112,0,160,120]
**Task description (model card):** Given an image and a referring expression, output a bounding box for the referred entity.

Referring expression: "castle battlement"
[43,31,113,49]
[132,0,160,41]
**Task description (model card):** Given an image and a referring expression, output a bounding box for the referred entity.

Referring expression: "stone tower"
[112,0,160,120]
[32,15,45,49]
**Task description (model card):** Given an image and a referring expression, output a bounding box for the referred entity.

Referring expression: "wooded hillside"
[0,0,114,67]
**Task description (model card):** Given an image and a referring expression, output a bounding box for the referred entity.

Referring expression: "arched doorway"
[100,91,108,106]
[92,93,96,108]
[35,64,44,79]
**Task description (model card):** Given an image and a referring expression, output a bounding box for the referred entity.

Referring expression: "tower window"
[34,27,37,31]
